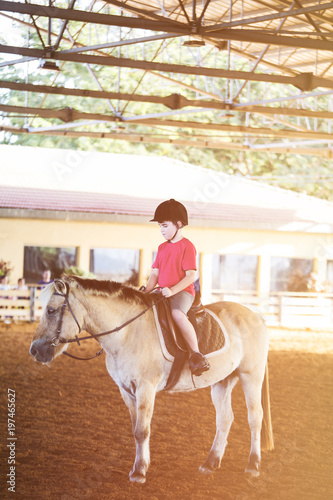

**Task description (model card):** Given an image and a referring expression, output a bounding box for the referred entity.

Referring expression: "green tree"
[1,9,332,200]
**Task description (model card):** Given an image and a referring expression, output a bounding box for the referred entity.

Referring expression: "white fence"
[0,287,43,322]
[212,290,333,330]
[1,288,333,330]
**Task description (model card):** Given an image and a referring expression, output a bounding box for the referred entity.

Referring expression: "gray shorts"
[168,291,194,316]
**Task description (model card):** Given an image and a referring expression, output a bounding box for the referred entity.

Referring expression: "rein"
[50,280,164,361]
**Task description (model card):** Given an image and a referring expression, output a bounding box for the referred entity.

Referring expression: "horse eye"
[47,307,56,316]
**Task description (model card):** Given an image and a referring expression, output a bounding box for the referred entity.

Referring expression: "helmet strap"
[167,222,180,243]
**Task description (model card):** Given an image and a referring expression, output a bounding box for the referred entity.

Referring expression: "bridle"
[50,279,98,361]
[50,279,164,361]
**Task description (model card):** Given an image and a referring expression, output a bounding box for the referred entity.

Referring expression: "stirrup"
[189,352,210,376]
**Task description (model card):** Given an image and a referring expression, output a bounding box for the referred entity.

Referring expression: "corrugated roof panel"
[0,185,317,226]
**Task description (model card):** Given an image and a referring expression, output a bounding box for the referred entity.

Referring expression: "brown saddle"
[151,293,226,391]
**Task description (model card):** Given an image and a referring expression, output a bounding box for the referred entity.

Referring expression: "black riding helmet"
[150,199,188,227]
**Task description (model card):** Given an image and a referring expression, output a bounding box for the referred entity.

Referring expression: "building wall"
[1,217,332,300]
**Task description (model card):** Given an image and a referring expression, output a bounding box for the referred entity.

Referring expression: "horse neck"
[78,291,150,338]
[76,290,163,384]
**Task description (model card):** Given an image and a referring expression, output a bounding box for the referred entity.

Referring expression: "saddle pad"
[153,303,230,362]
[197,306,227,355]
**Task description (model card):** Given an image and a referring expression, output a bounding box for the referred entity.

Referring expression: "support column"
[139,248,154,286]
[76,245,90,273]
[200,252,213,304]
[257,254,271,296]
[138,249,144,286]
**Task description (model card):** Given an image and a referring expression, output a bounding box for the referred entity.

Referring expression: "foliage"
[0,260,13,277]
[1,8,333,201]
[64,266,95,278]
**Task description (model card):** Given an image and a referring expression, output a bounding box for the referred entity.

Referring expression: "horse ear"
[54,279,68,295]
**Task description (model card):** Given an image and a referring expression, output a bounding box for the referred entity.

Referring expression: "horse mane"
[38,281,57,309]
[61,274,152,307]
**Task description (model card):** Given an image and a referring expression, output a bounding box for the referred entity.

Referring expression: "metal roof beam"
[0,56,36,68]
[2,79,333,119]
[201,1,333,31]
[2,103,333,140]
[235,105,333,120]
[0,1,189,33]
[129,118,333,140]
[53,0,77,51]
[2,44,333,91]
[0,125,248,150]
[1,125,332,158]
[200,29,333,51]
[0,79,226,109]
[0,104,118,123]
[1,1,333,51]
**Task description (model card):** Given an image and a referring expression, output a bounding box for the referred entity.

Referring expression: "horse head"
[30,277,84,363]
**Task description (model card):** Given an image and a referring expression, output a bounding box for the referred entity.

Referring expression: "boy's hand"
[162,287,173,298]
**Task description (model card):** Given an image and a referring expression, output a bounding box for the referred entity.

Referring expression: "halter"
[50,279,164,361]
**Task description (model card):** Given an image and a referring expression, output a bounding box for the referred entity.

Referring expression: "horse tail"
[261,363,274,451]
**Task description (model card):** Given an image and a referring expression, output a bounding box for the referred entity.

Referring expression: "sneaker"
[189,352,210,376]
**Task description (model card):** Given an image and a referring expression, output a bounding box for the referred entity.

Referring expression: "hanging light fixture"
[38,59,61,72]
[183,38,205,47]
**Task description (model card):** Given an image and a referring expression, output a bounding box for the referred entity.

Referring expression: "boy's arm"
[162,270,196,297]
[144,268,159,293]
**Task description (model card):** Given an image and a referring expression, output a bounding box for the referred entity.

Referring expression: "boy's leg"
[171,308,199,352]
[169,292,210,376]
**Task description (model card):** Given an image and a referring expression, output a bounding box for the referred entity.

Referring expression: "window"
[90,248,140,285]
[24,246,77,283]
[270,257,313,292]
[211,254,258,291]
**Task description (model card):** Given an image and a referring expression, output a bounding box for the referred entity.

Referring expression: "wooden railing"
[0,287,43,323]
[1,287,333,329]
[211,290,333,330]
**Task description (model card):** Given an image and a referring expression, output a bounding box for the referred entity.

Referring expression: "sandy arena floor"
[0,322,332,500]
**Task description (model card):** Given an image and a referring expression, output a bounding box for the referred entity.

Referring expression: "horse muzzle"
[30,339,55,363]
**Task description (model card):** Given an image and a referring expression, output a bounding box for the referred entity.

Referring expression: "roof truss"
[0,0,333,155]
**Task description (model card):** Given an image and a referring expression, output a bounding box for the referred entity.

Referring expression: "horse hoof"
[245,453,260,477]
[245,467,260,478]
[199,465,215,475]
[129,471,146,484]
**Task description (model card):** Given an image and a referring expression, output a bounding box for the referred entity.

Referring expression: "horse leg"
[239,371,264,477]
[199,373,239,474]
[119,387,137,432]
[129,384,156,484]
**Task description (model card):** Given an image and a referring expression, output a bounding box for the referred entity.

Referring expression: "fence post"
[30,287,36,322]
[277,294,283,326]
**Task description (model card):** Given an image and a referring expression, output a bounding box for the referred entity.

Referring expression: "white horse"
[30,275,274,483]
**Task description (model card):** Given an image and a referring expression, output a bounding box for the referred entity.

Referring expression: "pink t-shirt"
[152,238,197,296]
